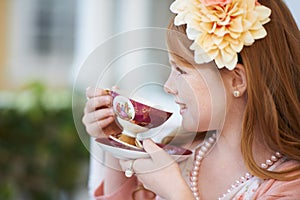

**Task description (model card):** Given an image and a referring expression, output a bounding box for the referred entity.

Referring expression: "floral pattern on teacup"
[113,96,135,121]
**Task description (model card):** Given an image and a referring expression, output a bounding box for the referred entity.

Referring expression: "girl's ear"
[230,63,247,97]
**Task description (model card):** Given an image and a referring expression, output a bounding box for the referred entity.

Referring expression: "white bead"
[271,155,278,161]
[201,146,208,152]
[192,171,198,176]
[195,160,201,166]
[261,163,268,169]
[196,155,203,161]
[190,176,198,182]
[190,181,197,187]
[198,151,205,157]
[191,186,198,192]
[208,137,215,143]
[266,159,273,165]
[233,90,240,97]
[275,152,282,158]
[240,176,245,182]
[245,173,252,179]
[204,141,211,148]
[124,169,134,177]
[193,192,199,197]
[193,192,199,199]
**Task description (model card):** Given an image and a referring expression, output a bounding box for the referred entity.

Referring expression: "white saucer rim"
[96,138,192,161]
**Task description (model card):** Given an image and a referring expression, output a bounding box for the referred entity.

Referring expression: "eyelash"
[176,67,186,75]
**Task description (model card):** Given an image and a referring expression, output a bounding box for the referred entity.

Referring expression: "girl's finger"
[83,117,115,137]
[86,87,109,99]
[143,139,166,162]
[84,95,113,113]
[83,107,115,124]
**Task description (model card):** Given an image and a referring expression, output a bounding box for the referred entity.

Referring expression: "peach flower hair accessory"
[170,0,271,70]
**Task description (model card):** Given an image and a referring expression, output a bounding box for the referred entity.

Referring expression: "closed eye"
[176,67,187,75]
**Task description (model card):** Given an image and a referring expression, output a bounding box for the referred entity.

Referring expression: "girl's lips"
[175,101,187,115]
[180,107,187,115]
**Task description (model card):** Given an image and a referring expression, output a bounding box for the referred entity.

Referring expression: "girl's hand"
[120,139,194,200]
[82,87,122,138]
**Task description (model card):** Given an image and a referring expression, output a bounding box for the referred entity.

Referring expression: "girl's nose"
[164,77,177,95]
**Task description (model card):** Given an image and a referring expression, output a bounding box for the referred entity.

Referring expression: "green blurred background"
[0,0,90,198]
[0,82,89,200]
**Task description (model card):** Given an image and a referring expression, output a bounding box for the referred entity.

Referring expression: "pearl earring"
[233,90,240,97]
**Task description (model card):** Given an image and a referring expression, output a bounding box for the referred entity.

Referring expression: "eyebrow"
[170,57,194,69]
[169,59,175,65]
[169,59,182,67]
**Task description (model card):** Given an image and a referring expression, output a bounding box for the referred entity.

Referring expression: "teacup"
[107,89,173,149]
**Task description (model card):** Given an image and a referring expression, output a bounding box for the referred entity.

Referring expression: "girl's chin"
[181,121,199,132]
[181,119,212,133]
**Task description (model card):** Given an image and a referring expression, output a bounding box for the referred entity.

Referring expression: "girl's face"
[164,54,227,132]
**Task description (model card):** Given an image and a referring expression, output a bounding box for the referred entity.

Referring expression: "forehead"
[168,53,193,68]
[168,53,224,82]
[169,53,216,70]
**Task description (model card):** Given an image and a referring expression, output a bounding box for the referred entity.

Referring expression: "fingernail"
[112,86,119,90]
[104,89,111,95]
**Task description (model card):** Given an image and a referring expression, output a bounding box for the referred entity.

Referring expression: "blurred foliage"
[0,82,89,200]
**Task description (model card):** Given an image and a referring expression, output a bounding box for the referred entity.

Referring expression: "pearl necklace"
[189,133,283,200]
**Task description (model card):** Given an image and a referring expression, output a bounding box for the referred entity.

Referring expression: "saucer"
[95,137,192,161]
[109,135,143,150]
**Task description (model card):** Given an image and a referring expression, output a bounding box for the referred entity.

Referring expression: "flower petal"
[242,31,255,45]
[255,6,271,22]
[229,16,243,33]
[170,0,271,70]
[187,27,201,40]
[250,28,267,40]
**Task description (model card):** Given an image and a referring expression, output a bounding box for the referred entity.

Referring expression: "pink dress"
[93,159,300,200]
